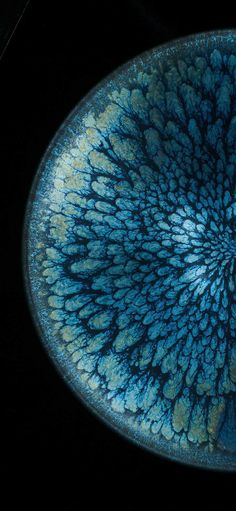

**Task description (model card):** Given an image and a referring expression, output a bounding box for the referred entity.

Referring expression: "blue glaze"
[24,31,236,470]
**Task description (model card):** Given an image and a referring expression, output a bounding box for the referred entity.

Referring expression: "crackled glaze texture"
[25,31,236,470]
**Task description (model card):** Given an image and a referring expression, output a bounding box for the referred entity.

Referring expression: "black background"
[2,0,236,500]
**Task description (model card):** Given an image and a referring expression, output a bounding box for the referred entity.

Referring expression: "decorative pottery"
[24,30,236,470]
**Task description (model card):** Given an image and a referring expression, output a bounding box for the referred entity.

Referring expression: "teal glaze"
[24,31,236,470]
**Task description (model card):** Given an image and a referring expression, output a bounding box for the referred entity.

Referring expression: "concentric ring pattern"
[25,31,236,470]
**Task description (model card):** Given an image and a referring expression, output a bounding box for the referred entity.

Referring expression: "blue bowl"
[24,30,236,470]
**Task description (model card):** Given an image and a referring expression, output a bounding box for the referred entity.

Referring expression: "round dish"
[24,30,236,470]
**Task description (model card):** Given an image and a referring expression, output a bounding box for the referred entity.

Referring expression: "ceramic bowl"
[24,30,236,470]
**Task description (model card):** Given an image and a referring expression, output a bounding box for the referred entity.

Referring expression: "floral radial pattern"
[27,33,236,469]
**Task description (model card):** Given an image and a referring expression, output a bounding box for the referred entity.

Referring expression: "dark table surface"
[1,0,236,500]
